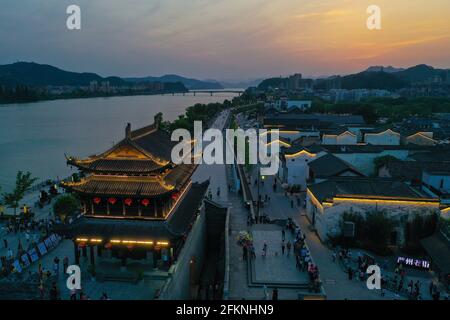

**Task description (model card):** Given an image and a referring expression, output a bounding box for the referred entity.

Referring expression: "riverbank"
[0,94,241,191]
[0,89,192,106]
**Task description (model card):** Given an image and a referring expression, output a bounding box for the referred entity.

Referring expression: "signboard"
[37,242,47,256]
[397,256,430,270]
[12,260,22,273]
[50,234,60,246]
[21,254,31,267]
[44,237,53,249]
[28,248,39,262]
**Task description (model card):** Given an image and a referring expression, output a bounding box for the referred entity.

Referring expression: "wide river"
[0,93,238,192]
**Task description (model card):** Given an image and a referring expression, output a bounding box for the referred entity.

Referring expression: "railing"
[222,207,231,300]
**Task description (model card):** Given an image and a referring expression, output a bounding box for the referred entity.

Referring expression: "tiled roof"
[264,113,366,128]
[308,177,433,203]
[308,154,364,178]
[65,176,170,197]
[69,158,164,174]
[68,122,180,174]
[60,181,209,240]
[384,160,450,180]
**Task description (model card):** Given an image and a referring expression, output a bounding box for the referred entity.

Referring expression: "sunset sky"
[1,0,449,79]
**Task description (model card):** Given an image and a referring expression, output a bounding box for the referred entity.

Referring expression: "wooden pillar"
[89,245,95,265]
[74,241,80,265]
[152,249,158,269]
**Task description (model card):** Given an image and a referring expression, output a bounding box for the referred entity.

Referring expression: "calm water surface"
[0,94,237,191]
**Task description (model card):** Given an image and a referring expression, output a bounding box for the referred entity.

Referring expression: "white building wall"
[334,150,409,176]
[322,135,337,145]
[285,152,324,189]
[305,195,439,245]
[365,131,401,145]
[336,132,357,145]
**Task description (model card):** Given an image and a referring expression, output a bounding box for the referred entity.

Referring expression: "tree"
[2,171,37,215]
[53,194,80,221]
[373,155,398,175]
[363,210,394,250]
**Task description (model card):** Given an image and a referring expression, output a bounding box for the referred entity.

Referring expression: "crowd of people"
[335,248,448,300]
[1,216,60,276]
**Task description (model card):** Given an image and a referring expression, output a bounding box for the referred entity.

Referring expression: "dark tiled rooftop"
[308,177,433,203]
[308,154,364,178]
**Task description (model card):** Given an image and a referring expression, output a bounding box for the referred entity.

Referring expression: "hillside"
[258,64,450,91]
[0,62,128,87]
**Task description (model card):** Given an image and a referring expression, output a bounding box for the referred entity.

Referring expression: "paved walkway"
[251,224,309,285]
[246,171,408,300]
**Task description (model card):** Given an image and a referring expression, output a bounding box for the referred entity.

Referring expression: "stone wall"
[158,206,207,300]
[306,194,439,245]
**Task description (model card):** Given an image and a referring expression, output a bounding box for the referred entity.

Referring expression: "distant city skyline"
[1,0,449,80]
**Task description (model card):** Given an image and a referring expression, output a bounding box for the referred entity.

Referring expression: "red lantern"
[108,197,117,205]
[127,245,134,250]
[124,198,133,206]
[78,242,86,248]
[171,193,179,200]
[104,242,112,250]
[141,199,150,207]
[93,197,101,205]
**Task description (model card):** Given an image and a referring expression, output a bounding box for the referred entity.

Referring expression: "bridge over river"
[162,89,245,96]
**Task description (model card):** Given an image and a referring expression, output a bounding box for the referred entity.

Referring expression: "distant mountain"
[366,66,404,73]
[125,74,223,90]
[0,62,128,87]
[395,64,448,83]
[258,64,450,91]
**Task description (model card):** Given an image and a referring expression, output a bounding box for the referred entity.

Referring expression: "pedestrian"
[286,241,291,256]
[348,268,353,280]
[262,242,268,257]
[3,239,7,249]
[70,288,77,300]
[7,248,13,260]
[290,200,294,208]
[243,246,248,260]
[281,240,285,255]
[63,256,69,274]
[100,292,109,300]
[251,245,256,259]
[263,285,269,300]
[398,280,404,293]
[272,288,278,300]
[49,282,58,300]
[429,281,434,296]
[38,279,45,299]
[281,228,285,241]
